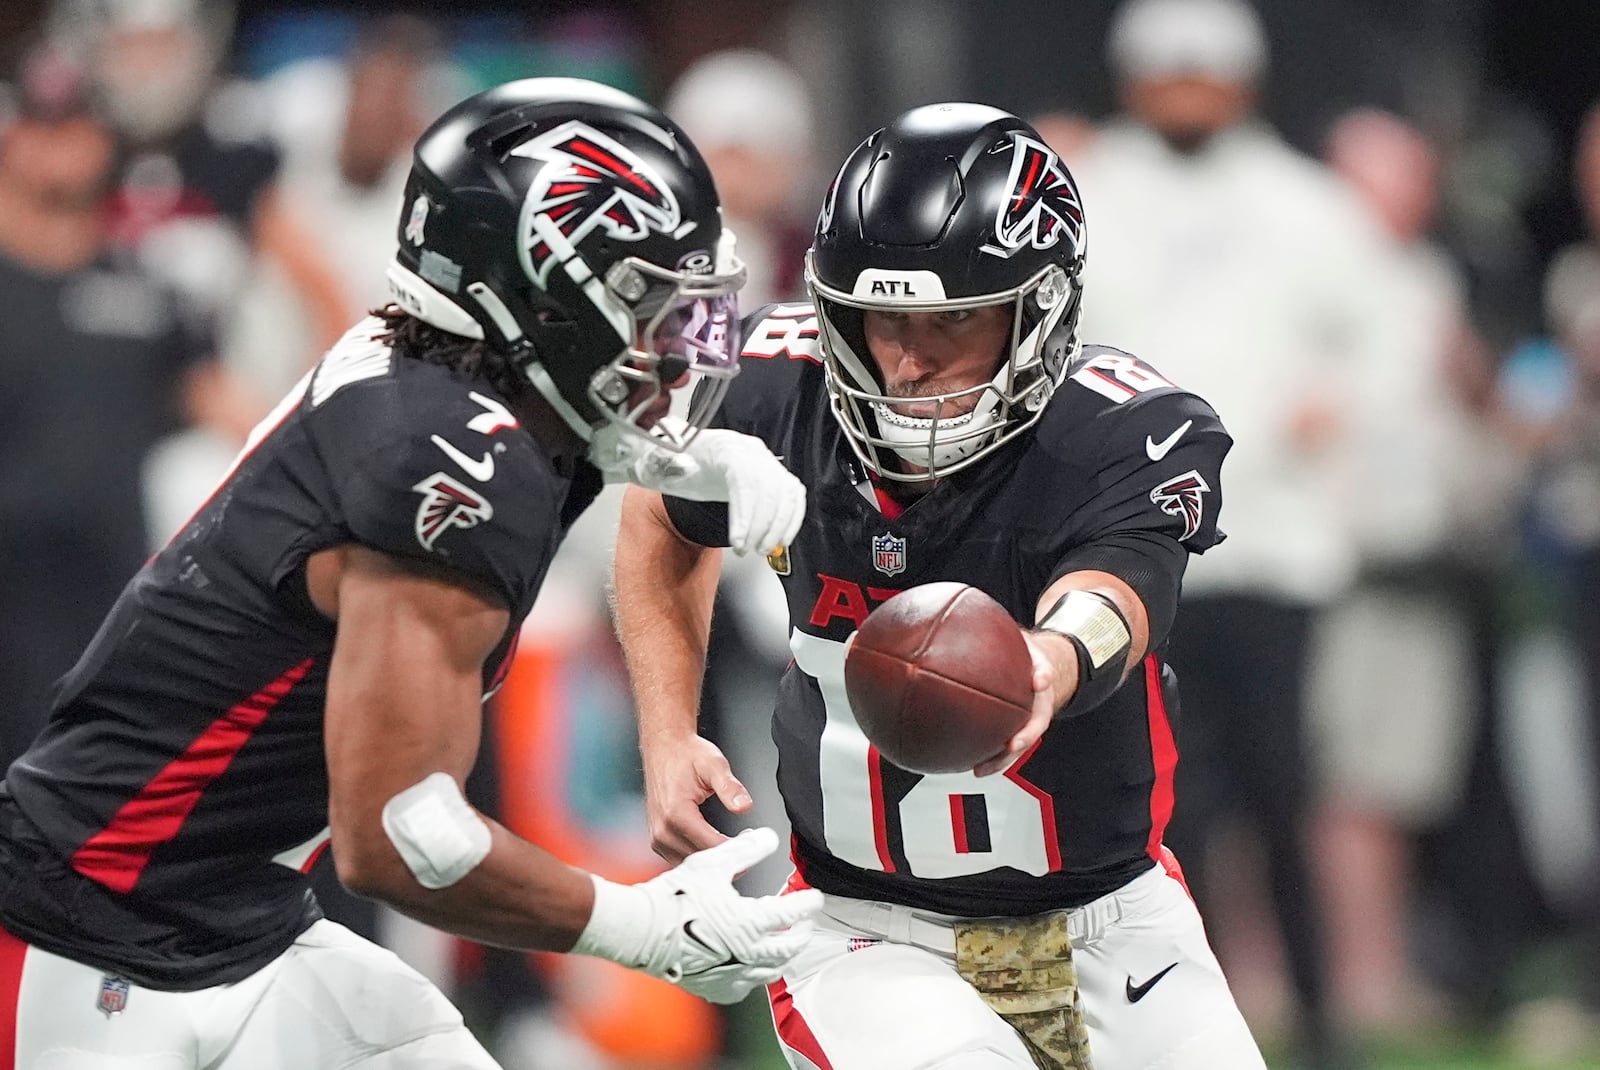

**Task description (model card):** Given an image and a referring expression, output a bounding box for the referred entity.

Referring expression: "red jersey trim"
[0,926,26,1069]
[70,658,315,894]
[870,483,905,520]
[866,746,896,872]
[768,977,836,1070]
[1143,654,1178,864]
[1004,738,1063,871]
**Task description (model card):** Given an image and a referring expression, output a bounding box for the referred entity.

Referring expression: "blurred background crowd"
[1,0,1598,1067]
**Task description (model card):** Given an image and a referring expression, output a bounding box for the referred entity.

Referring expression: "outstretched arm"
[316,543,818,1002]
[975,567,1156,777]
[613,486,750,862]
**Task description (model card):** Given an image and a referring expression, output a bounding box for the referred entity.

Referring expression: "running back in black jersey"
[0,317,602,989]
[662,303,1230,917]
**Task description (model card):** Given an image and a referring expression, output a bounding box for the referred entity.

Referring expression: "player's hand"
[592,419,804,556]
[669,427,804,556]
[973,630,1066,777]
[644,734,751,864]
[574,828,823,1004]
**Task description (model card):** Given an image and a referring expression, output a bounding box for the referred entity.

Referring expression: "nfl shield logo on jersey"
[97,975,130,1017]
[872,532,907,577]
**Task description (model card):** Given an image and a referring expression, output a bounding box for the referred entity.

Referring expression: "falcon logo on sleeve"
[982,134,1084,259]
[1150,470,1210,541]
[511,120,682,286]
[413,474,494,550]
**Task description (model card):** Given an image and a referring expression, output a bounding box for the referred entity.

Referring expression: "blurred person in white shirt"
[664,48,816,310]
[1311,106,1515,1038]
[1072,1,1407,1065]
[239,15,467,398]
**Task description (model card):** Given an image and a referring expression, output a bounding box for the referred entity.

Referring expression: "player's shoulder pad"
[306,321,563,598]
[1025,345,1231,551]
[716,301,826,434]
[1041,343,1229,456]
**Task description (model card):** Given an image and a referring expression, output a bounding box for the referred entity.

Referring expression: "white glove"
[589,420,804,556]
[571,827,823,1004]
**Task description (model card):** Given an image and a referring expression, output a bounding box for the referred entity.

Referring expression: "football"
[843,582,1035,774]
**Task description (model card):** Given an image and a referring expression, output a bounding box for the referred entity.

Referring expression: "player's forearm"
[612,487,723,756]
[339,818,597,951]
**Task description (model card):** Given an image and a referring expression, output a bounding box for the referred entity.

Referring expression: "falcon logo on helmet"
[413,474,494,551]
[1150,470,1210,541]
[982,135,1084,259]
[511,120,683,286]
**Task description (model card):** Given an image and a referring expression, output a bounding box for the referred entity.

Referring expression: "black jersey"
[0,318,602,989]
[663,304,1230,917]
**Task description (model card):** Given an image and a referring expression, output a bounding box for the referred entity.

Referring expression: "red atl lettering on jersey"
[808,575,901,629]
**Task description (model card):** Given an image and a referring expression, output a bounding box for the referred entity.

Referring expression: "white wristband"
[571,874,652,967]
[1038,589,1131,672]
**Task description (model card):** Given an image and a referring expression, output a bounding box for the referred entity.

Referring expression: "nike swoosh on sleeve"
[1145,420,1193,462]
[430,434,495,482]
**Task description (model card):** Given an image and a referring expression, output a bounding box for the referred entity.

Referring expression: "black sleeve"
[1063,392,1231,554]
[1045,388,1232,648]
[1047,530,1186,650]
[315,382,559,610]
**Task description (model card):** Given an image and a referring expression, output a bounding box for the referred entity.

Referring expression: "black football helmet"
[388,77,744,449]
[808,103,1087,481]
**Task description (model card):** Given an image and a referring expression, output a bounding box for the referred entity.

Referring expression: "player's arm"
[320,543,593,946]
[318,543,819,1000]
[613,485,750,863]
[974,535,1179,777]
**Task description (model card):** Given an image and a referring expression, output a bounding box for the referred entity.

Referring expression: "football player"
[0,78,819,1066]
[614,104,1267,1068]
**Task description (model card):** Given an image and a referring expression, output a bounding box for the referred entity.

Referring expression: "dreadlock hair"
[370,304,529,401]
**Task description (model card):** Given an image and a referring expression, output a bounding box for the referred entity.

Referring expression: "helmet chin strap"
[871,392,1002,471]
[524,361,597,442]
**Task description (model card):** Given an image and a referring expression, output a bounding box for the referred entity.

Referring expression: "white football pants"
[0,919,500,1068]
[768,862,1266,1070]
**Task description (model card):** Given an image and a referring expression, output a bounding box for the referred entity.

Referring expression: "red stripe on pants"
[768,977,834,1069]
[0,927,29,1070]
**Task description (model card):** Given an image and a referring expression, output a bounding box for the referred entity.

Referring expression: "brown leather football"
[843,582,1035,774]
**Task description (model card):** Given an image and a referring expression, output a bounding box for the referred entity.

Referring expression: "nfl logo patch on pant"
[98,974,130,1017]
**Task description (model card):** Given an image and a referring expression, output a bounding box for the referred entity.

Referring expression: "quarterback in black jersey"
[0,79,820,1067]
[615,105,1268,1068]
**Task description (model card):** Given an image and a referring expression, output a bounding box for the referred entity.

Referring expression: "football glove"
[589,419,804,556]
[571,827,822,1004]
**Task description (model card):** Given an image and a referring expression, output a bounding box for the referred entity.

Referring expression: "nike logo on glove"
[1125,962,1179,1003]
[1145,420,1193,462]
[680,919,739,974]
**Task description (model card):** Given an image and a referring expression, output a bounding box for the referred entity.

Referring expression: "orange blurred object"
[493,630,721,1067]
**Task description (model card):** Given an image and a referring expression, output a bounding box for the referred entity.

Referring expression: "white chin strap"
[871,399,1000,469]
